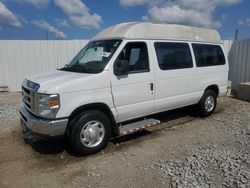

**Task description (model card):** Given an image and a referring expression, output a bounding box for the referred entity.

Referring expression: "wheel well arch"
[205,84,219,97]
[68,103,118,136]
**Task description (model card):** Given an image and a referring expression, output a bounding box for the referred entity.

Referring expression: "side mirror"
[114,60,129,76]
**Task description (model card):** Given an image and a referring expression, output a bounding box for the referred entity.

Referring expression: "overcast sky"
[0,0,249,40]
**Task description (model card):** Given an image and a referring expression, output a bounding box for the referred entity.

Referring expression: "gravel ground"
[152,97,250,188]
[153,146,249,188]
[0,92,249,188]
[0,93,20,122]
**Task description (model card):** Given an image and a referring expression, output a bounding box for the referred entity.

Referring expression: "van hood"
[26,70,109,93]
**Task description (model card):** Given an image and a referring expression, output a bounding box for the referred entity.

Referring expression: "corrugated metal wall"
[0,39,249,92]
[222,40,234,88]
[0,40,88,92]
[226,39,250,95]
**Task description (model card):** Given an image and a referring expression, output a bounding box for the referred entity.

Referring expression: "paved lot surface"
[0,92,249,188]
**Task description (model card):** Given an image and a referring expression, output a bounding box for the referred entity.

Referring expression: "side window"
[154,42,193,70]
[116,42,149,73]
[192,44,226,67]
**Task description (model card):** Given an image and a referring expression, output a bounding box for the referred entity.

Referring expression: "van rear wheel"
[68,110,111,155]
[198,90,217,117]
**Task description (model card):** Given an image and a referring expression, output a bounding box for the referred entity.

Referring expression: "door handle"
[150,83,154,93]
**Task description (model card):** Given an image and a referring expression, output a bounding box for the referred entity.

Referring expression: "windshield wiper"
[59,64,70,71]
[71,65,93,73]
[59,64,93,73]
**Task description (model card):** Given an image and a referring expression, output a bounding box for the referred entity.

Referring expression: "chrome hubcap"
[80,120,105,148]
[205,96,215,112]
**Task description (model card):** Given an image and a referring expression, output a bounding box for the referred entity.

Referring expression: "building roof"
[92,22,222,44]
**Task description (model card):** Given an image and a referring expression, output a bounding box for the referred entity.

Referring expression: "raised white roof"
[92,22,222,43]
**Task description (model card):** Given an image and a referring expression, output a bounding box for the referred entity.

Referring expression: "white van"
[20,22,228,155]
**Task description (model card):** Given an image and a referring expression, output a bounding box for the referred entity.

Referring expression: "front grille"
[22,80,39,115]
[22,86,30,95]
[22,86,34,112]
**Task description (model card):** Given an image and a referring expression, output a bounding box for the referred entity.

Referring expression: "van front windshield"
[60,40,122,74]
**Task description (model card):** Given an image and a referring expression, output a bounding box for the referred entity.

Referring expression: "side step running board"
[118,118,160,136]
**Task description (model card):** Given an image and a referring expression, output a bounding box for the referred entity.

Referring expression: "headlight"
[37,94,60,119]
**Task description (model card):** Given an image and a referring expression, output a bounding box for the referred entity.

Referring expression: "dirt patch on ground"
[0,93,249,188]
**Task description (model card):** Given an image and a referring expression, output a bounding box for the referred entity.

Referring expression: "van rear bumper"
[219,86,228,97]
[19,104,68,138]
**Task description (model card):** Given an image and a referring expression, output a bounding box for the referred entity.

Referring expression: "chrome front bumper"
[20,104,68,138]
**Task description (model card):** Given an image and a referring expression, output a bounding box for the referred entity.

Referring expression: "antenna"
[234,29,238,40]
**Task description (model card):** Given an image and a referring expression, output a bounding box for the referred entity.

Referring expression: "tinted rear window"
[154,42,193,70]
[192,44,225,67]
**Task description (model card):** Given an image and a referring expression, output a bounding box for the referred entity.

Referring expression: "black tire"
[198,90,217,117]
[67,110,111,155]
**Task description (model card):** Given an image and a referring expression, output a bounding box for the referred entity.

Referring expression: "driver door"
[110,41,155,122]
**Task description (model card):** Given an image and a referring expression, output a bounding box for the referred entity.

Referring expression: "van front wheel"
[198,90,217,117]
[69,110,111,155]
